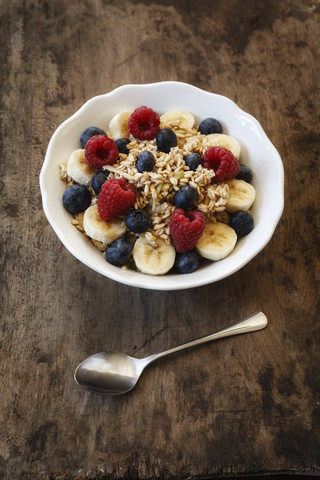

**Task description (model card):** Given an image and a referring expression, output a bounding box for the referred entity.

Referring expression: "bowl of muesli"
[40,81,284,290]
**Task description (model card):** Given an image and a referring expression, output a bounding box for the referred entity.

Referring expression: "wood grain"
[0,0,319,478]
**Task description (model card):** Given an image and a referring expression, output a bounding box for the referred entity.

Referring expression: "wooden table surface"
[1,0,319,479]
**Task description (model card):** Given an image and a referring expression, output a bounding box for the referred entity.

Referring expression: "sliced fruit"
[132,237,176,275]
[160,110,195,130]
[196,221,237,261]
[203,133,241,159]
[225,179,256,213]
[108,110,133,139]
[83,204,126,246]
[66,149,95,185]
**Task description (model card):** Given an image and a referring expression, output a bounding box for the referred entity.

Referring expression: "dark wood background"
[1,0,319,479]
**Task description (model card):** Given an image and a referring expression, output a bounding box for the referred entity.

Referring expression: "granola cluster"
[102,128,229,246]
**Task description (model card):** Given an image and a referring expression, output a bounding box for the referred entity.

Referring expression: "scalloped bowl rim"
[40,81,284,290]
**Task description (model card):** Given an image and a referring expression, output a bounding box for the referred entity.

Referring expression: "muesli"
[60,106,255,275]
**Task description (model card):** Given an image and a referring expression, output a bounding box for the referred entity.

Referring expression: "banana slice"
[67,149,95,185]
[160,110,195,130]
[83,205,126,246]
[132,237,176,275]
[203,133,241,159]
[196,221,237,261]
[108,110,133,139]
[225,179,256,213]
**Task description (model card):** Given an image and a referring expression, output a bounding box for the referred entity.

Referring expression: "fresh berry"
[135,151,155,172]
[80,126,106,148]
[91,169,109,195]
[115,138,131,155]
[174,250,200,274]
[170,208,205,253]
[62,184,91,214]
[229,210,254,236]
[185,152,202,171]
[85,135,118,169]
[236,163,253,183]
[128,106,160,140]
[156,128,177,153]
[125,209,152,233]
[202,146,239,182]
[174,185,197,209]
[198,118,222,135]
[98,178,136,221]
[105,237,133,266]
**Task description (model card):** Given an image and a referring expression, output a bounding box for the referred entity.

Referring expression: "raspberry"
[202,146,239,182]
[128,106,160,140]
[170,208,205,253]
[98,178,136,221]
[85,135,118,169]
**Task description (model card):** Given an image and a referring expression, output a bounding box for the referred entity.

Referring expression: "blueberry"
[80,126,106,148]
[174,185,197,209]
[105,237,133,266]
[236,164,253,183]
[135,151,155,172]
[185,152,202,171]
[125,209,152,234]
[174,250,200,274]
[62,184,91,214]
[229,210,254,236]
[91,169,109,194]
[198,118,222,135]
[156,128,177,153]
[115,138,130,155]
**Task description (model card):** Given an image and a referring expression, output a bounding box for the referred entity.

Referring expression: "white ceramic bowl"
[40,81,284,290]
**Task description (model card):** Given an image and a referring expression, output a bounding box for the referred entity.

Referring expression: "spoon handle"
[144,311,267,365]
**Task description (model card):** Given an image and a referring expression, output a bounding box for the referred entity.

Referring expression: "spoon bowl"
[74,352,148,395]
[74,312,268,395]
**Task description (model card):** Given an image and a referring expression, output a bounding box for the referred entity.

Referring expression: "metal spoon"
[74,311,267,396]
